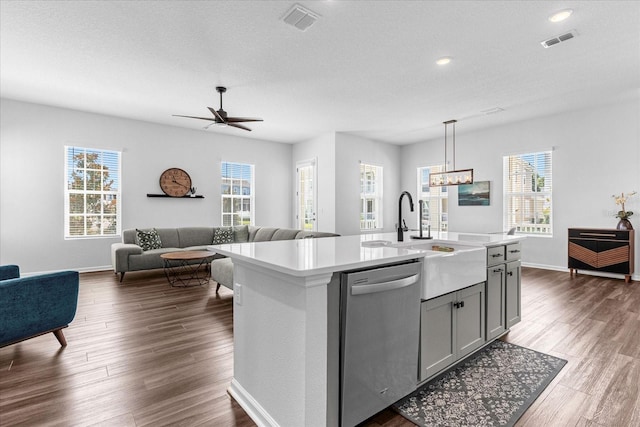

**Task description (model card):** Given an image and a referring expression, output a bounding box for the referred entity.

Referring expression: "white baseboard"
[228,379,279,427]
[522,262,638,282]
[20,265,112,277]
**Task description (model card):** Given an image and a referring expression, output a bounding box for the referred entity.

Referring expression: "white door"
[296,159,317,231]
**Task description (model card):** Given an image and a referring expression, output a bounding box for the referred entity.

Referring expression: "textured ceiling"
[1,1,639,144]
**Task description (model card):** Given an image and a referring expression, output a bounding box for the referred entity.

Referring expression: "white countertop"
[208,231,524,277]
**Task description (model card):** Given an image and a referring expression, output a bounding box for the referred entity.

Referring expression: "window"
[64,146,121,238]
[503,151,552,235]
[360,163,383,230]
[417,165,448,232]
[221,162,254,226]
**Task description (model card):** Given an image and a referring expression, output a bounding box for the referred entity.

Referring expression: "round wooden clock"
[159,168,192,197]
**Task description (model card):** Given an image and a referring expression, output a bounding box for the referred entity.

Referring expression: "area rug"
[393,340,567,427]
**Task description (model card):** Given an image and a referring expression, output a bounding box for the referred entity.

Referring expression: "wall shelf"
[146,194,204,198]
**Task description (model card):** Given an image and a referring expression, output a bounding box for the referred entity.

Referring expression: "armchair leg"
[119,272,125,282]
[216,283,221,292]
[53,329,67,347]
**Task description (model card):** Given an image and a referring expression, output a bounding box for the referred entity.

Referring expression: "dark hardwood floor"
[1,268,639,426]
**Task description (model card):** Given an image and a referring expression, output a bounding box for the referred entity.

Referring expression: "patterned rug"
[393,340,567,427]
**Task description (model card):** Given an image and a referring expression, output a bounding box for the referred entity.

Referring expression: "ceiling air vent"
[282,4,319,31]
[541,29,578,48]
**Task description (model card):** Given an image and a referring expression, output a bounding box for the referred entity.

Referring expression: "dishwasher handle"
[351,274,419,296]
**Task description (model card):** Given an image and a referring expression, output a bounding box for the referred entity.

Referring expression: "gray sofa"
[111,226,338,288]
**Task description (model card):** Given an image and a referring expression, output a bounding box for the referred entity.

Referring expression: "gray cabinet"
[420,282,485,381]
[486,264,506,340]
[486,242,522,336]
[506,260,521,328]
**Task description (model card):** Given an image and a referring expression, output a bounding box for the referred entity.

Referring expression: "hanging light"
[429,120,474,187]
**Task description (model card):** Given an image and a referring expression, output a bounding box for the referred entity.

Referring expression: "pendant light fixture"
[429,119,474,187]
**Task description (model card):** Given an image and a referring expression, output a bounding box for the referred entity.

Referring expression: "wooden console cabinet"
[568,228,635,283]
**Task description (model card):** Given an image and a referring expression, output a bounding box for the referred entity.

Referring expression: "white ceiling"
[1,1,639,144]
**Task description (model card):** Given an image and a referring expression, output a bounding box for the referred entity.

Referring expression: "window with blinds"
[64,146,121,238]
[503,151,552,235]
[221,162,254,226]
[417,165,448,232]
[360,163,383,230]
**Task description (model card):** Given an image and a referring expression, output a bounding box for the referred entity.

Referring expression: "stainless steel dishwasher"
[340,260,422,427]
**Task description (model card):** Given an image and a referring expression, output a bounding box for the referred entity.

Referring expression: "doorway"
[296,159,317,231]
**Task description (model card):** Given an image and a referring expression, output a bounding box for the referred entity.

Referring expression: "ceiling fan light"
[436,56,452,66]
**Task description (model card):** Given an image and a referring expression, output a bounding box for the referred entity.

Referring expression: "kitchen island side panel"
[231,259,332,427]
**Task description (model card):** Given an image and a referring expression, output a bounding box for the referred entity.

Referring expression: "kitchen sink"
[395,242,486,300]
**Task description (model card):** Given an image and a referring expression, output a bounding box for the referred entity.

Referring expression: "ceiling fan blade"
[173,114,215,121]
[226,117,264,123]
[227,122,252,131]
[207,107,226,123]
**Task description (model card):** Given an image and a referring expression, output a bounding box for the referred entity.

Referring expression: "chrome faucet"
[397,191,414,242]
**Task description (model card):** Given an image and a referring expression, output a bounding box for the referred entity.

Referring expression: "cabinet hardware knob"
[493,268,503,273]
[492,254,502,258]
[507,271,513,276]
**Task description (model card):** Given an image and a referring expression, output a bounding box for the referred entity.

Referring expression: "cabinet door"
[456,282,486,359]
[486,266,506,340]
[506,261,521,328]
[596,240,631,274]
[420,293,455,381]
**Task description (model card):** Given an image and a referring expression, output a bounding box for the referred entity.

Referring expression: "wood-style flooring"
[1,268,639,426]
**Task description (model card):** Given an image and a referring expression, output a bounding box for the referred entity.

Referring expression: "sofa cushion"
[154,228,180,248]
[178,227,215,247]
[272,228,302,241]
[128,247,181,270]
[234,225,249,243]
[253,227,279,242]
[135,228,162,251]
[213,227,234,244]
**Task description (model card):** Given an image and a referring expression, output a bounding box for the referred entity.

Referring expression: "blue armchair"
[0,265,79,347]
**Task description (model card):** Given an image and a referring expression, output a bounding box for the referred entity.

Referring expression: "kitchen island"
[208,231,523,427]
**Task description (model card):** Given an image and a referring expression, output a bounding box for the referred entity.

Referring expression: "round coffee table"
[160,250,216,287]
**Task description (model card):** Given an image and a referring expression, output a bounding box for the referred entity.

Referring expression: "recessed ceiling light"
[548,9,573,23]
[436,56,452,66]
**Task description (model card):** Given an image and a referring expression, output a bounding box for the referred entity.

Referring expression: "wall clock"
[159,168,192,197]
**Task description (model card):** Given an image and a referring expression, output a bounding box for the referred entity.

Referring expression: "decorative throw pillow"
[136,228,162,251]
[212,227,234,244]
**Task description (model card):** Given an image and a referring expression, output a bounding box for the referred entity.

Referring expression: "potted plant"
[612,191,637,230]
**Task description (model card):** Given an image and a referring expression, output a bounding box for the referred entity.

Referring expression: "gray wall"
[291,132,336,232]
[401,95,640,275]
[0,98,292,273]
[335,133,401,236]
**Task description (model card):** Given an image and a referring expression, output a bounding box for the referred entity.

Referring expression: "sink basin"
[417,243,486,300]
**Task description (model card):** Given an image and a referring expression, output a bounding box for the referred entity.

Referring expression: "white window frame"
[417,165,448,232]
[503,150,553,236]
[221,161,255,227]
[64,146,122,239]
[360,163,383,230]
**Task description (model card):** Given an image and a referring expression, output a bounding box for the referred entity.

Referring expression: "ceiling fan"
[173,86,263,131]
